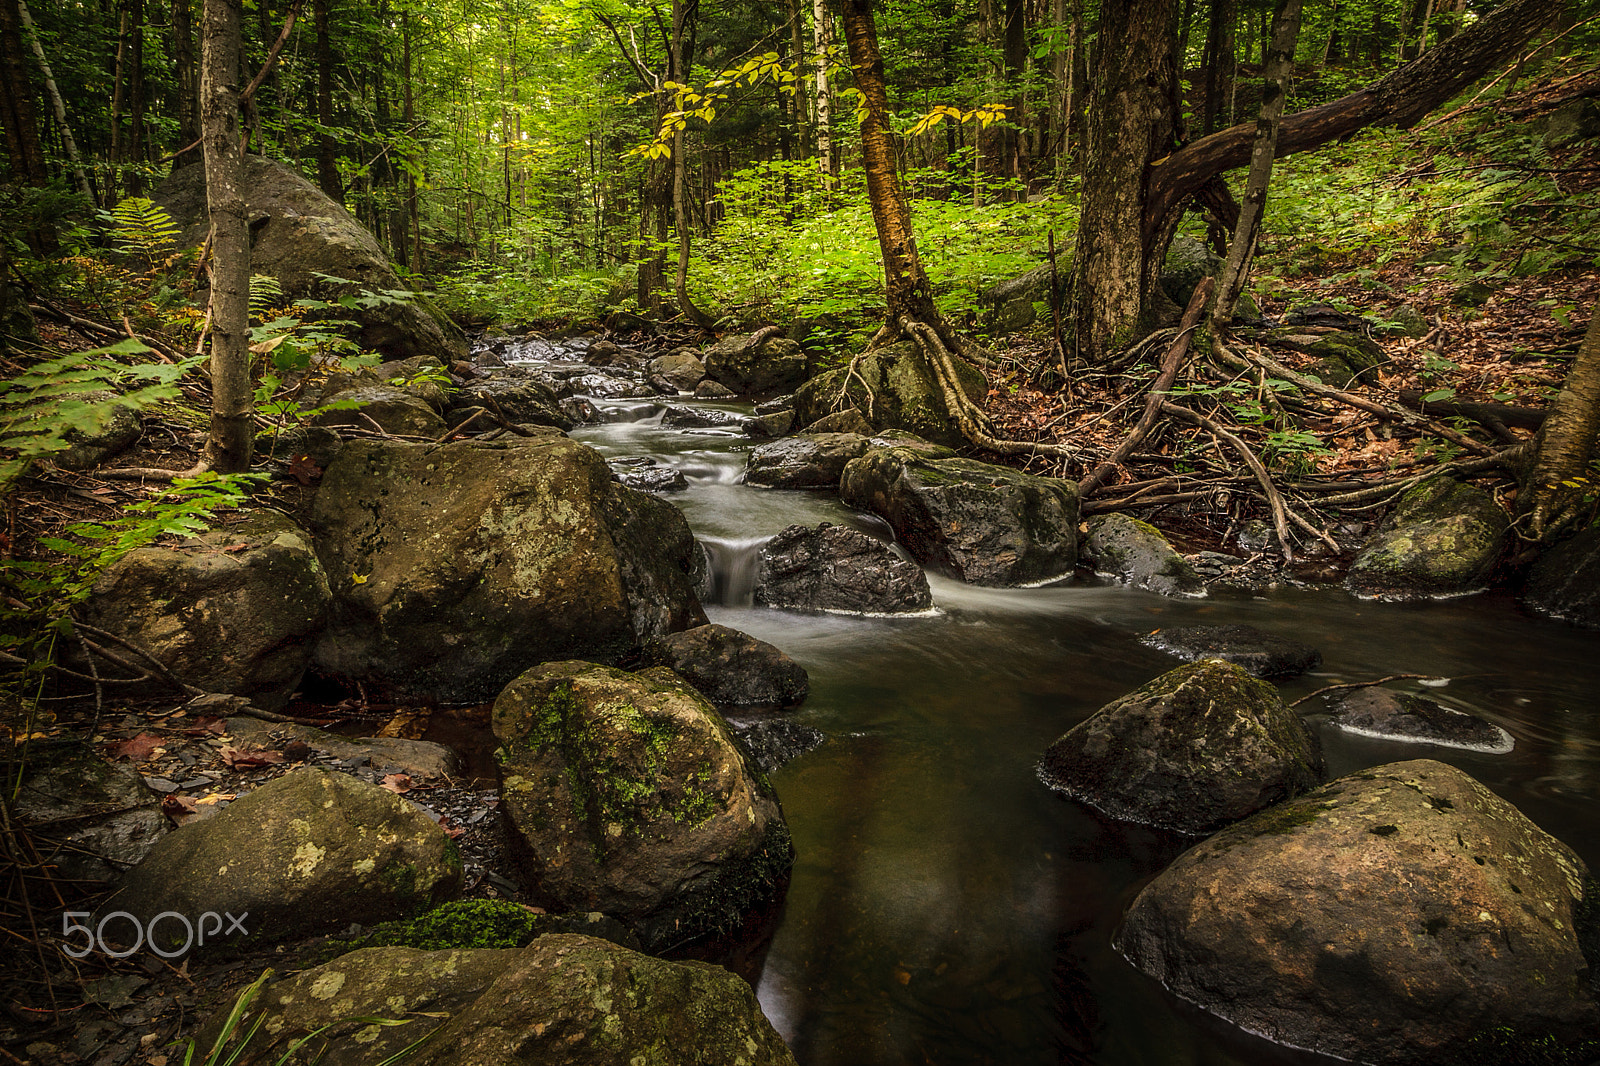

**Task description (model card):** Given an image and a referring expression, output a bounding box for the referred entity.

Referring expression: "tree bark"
[314,0,341,200]
[1068,0,1177,362]
[170,0,200,166]
[1211,0,1301,330]
[812,0,835,178]
[1198,0,1236,135]
[200,0,253,472]
[0,0,48,187]
[16,0,92,199]
[1521,309,1600,543]
[838,0,943,329]
[127,0,146,193]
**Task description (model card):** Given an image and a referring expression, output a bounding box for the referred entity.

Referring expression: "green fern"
[0,339,200,491]
[250,274,285,321]
[109,196,181,271]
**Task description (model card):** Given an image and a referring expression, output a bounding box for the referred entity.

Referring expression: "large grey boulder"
[754,523,932,614]
[77,509,331,709]
[153,156,467,366]
[311,384,447,437]
[1081,514,1203,596]
[10,742,167,882]
[840,446,1078,586]
[745,432,871,489]
[792,340,985,448]
[641,624,809,707]
[1523,518,1600,627]
[311,435,706,703]
[494,662,791,951]
[1037,659,1324,835]
[1347,476,1509,598]
[105,768,462,954]
[1119,760,1600,1064]
[648,348,707,392]
[702,331,810,396]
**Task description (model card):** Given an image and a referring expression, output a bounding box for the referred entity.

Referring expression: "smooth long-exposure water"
[543,349,1600,1066]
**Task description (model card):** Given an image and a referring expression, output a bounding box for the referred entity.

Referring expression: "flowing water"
[523,343,1600,1066]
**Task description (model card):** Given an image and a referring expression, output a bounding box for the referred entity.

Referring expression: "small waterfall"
[697,535,771,607]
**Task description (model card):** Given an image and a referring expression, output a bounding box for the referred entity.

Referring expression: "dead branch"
[1290,673,1448,707]
[1162,400,1295,560]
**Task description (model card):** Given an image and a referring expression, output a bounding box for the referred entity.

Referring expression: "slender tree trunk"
[15,0,91,198]
[838,0,943,328]
[170,0,200,166]
[787,0,809,155]
[0,0,48,187]
[1212,0,1302,329]
[1199,0,1237,135]
[812,0,834,179]
[126,0,145,193]
[1521,310,1600,543]
[108,7,129,199]
[670,0,713,328]
[314,0,341,200]
[402,12,421,272]
[200,0,252,472]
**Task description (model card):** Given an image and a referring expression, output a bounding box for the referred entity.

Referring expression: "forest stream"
[461,338,1600,1066]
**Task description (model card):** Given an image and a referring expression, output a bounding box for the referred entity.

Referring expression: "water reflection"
[554,364,1600,1066]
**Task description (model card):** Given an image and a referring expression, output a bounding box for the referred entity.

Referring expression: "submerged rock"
[608,456,688,492]
[745,432,871,489]
[10,741,167,882]
[1347,476,1509,598]
[841,447,1078,587]
[311,436,706,703]
[1081,515,1204,596]
[727,717,827,774]
[196,935,797,1066]
[493,662,791,950]
[77,509,331,709]
[1141,624,1321,680]
[792,340,984,448]
[753,523,933,614]
[1038,659,1324,835]
[1327,688,1513,754]
[641,623,809,707]
[105,768,462,954]
[1119,760,1600,1064]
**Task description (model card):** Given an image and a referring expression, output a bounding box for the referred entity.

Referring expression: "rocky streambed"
[15,329,1600,1066]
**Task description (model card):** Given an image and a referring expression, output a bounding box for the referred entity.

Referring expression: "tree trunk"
[402,13,421,272]
[127,0,146,193]
[0,0,48,187]
[171,0,200,166]
[838,0,943,329]
[812,0,835,178]
[1521,309,1600,543]
[1211,0,1301,330]
[1073,0,1547,365]
[1068,0,1177,362]
[15,0,92,199]
[1199,0,1237,135]
[199,0,253,472]
[670,0,714,329]
[314,0,341,200]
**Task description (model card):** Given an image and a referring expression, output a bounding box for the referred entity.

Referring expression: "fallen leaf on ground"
[381,773,413,794]
[160,794,200,825]
[110,733,165,762]
[219,744,284,769]
[195,792,235,805]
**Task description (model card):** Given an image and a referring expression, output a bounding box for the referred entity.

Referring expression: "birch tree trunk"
[812,0,834,179]
[200,0,253,472]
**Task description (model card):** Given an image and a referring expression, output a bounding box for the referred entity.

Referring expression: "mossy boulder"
[745,432,871,489]
[792,341,985,448]
[51,390,142,470]
[105,768,462,954]
[1081,514,1204,596]
[493,662,791,950]
[1118,760,1600,1065]
[1347,476,1509,598]
[76,509,331,709]
[1523,518,1600,628]
[153,156,467,366]
[840,447,1078,586]
[648,349,707,392]
[1305,330,1386,387]
[702,331,810,396]
[979,263,1052,334]
[310,435,706,703]
[349,899,638,953]
[641,623,809,707]
[1037,659,1324,835]
[9,741,167,882]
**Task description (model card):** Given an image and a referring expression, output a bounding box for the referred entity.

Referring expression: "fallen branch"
[1162,400,1296,561]
[1290,673,1448,707]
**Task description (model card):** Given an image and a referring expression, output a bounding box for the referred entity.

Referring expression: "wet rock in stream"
[1141,623,1322,680]
[1326,687,1514,753]
[754,523,933,614]
[642,623,809,707]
